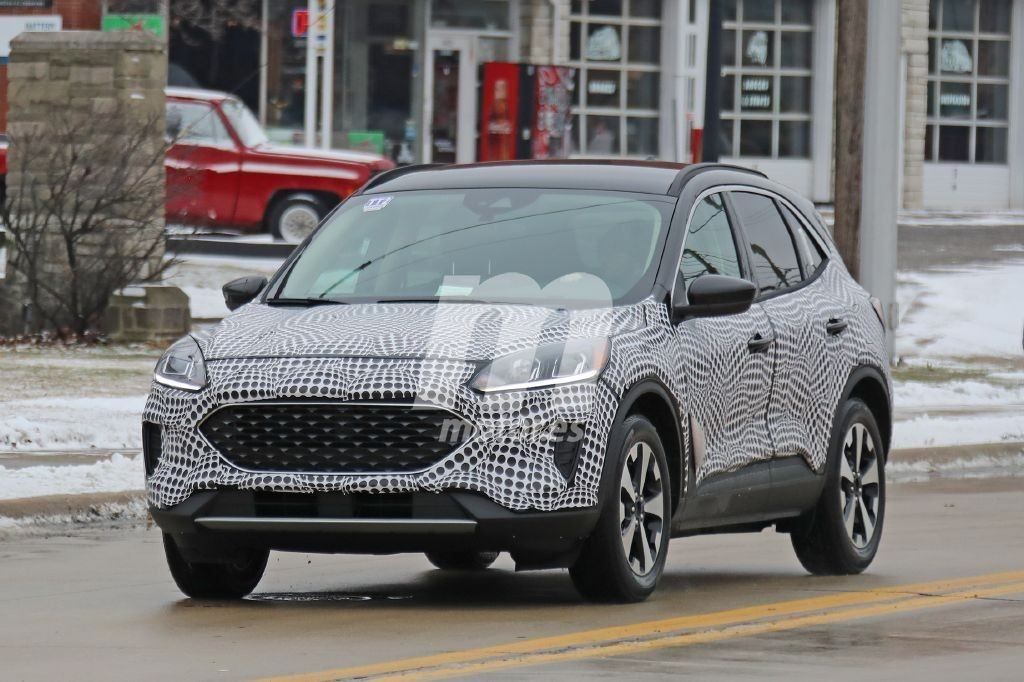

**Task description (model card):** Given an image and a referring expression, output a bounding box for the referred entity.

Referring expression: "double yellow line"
[265,570,1024,682]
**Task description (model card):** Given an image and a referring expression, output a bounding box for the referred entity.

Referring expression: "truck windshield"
[273,189,674,308]
[221,99,268,148]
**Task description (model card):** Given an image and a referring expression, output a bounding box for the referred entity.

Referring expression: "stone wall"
[0,31,166,336]
[902,0,930,210]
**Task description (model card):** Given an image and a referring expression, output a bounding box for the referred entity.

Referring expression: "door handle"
[826,318,849,336]
[747,333,775,353]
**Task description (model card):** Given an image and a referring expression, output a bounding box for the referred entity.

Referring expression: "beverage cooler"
[478,63,576,162]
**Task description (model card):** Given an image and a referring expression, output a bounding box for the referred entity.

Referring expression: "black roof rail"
[668,162,768,196]
[358,163,449,194]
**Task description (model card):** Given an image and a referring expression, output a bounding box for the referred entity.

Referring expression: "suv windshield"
[274,189,673,307]
[221,98,268,147]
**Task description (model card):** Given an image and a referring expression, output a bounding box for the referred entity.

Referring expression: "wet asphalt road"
[2,478,1024,681]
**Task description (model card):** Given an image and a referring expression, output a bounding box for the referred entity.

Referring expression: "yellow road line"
[263,571,1024,682]
[378,580,1024,681]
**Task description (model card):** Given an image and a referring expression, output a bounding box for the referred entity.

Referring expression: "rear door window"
[730,191,803,295]
[779,203,826,275]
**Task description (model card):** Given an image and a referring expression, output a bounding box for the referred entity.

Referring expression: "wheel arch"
[608,378,686,516]
[840,365,892,457]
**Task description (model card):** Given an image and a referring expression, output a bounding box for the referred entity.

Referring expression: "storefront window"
[568,0,663,157]
[431,0,511,30]
[720,0,813,159]
[264,0,311,145]
[926,0,1012,164]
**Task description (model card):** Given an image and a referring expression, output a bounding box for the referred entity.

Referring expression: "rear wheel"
[268,194,327,244]
[425,550,499,571]
[163,533,268,599]
[570,415,671,603]
[791,399,886,575]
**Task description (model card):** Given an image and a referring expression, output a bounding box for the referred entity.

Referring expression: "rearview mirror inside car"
[223,276,268,311]
[673,274,756,320]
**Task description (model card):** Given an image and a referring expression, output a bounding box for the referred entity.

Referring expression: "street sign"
[102,14,166,39]
[0,15,61,62]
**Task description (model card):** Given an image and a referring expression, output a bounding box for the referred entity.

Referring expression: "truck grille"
[200,402,470,474]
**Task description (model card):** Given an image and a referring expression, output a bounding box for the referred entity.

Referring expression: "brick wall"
[902,0,930,210]
[0,0,102,131]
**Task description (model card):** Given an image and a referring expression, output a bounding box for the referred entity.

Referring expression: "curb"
[0,491,145,520]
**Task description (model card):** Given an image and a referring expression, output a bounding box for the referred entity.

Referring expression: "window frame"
[567,0,665,158]
[677,190,747,293]
[925,0,1012,164]
[720,0,815,160]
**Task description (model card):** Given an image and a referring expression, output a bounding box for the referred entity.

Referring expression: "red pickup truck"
[0,87,395,244]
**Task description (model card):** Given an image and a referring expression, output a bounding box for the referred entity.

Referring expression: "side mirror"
[223,276,268,311]
[673,274,756,320]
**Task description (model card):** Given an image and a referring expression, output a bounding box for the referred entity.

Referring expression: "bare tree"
[0,104,173,339]
[169,0,261,41]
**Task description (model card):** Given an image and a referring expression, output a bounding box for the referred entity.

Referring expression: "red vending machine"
[478,63,576,162]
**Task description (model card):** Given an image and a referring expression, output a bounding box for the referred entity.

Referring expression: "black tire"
[570,415,671,603]
[267,194,327,244]
[425,550,500,571]
[163,533,269,600]
[791,398,887,575]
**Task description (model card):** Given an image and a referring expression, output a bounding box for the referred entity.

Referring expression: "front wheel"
[268,194,326,244]
[791,398,886,575]
[570,415,671,603]
[163,534,269,599]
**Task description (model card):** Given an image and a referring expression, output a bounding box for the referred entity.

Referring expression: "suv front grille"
[200,402,470,474]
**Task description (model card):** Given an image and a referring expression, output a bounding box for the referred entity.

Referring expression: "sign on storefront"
[0,1,51,8]
[0,15,61,62]
[102,14,166,39]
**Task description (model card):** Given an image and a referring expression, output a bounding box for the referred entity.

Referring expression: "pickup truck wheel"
[269,195,326,244]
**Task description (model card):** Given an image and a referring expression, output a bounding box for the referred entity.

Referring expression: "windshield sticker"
[363,196,393,212]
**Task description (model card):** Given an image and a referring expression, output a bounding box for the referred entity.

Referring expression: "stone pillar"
[0,31,166,336]
[901,0,930,210]
[521,0,570,64]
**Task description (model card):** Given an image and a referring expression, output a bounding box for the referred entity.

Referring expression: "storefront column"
[1009,0,1024,208]
[811,0,835,203]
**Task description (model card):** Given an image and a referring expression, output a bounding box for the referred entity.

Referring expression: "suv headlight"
[153,336,208,391]
[470,338,610,393]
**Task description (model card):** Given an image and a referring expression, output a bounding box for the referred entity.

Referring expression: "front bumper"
[152,489,600,565]
[144,355,620,513]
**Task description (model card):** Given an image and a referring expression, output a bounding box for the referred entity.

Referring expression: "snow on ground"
[0,453,144,500]
[0,396,147,451]
[894,413,1024,450]
[896,259,1024,361]
[895,379,1024,409]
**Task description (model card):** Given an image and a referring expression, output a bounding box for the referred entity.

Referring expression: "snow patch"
[896,260,1024,360]
[893,413,1024,450]
[0,396,146,451]
[0,453,144,500]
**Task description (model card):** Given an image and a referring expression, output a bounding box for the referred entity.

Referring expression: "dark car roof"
[362,160,688,196]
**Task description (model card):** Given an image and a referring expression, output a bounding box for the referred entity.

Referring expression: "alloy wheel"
[839,423,881,549]
[278,204,320,243]
[619,441,666,575]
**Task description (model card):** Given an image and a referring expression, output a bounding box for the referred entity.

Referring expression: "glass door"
[425,33,477,163]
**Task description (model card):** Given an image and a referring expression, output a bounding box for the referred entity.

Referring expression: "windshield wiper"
[264,297,350,307]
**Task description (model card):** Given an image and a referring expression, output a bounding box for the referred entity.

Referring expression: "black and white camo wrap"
[144,261,887,512]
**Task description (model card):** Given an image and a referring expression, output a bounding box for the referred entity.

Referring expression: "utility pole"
[832,0,868,280]
[701,0,723,163]
[858,0,901,357]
